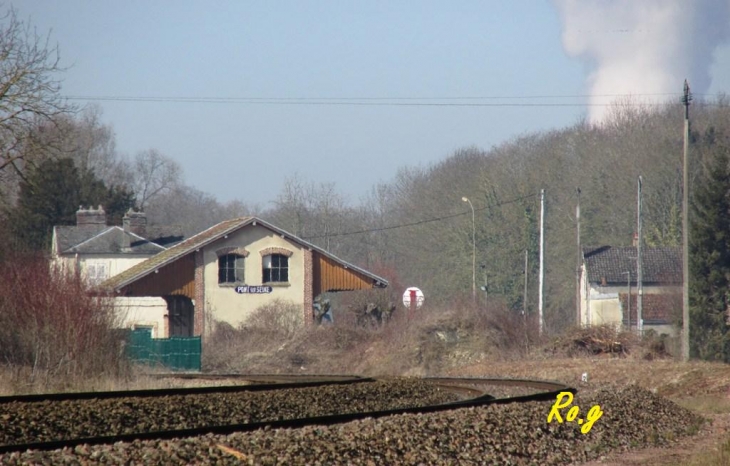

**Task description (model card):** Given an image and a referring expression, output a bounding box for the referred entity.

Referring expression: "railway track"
[0,374,373,404]
[0,375,574,456]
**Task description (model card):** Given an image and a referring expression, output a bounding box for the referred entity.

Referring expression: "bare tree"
[0,7,73,175]
[0,107,129,209]
[65,106,126,186]
[266,175,353,251]
[309,182,348,251]
[132,149,182,210]
[270,175,310,237]
[145,183,259,237]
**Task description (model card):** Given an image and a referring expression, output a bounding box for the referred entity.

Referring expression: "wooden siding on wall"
[313,252,374,296]
[122,253,195,299]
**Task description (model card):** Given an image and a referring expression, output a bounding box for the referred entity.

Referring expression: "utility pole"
[626,270,631,332]
[637,176,644,335]
[523,249,529,316]
[462,197,476,304]
[682,80,692,362]
[481,264,488,310]
[523,249,530,353]
[623,271,632,330]
[539,189,545,336]
[576,188,582,326]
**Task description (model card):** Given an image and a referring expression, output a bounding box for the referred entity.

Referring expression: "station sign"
[235,285,273,294]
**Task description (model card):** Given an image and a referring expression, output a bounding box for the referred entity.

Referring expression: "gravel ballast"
[0,378,458,447]
[0,385,704,465]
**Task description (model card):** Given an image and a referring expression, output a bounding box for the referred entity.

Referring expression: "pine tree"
[5,158,135,251]
[689,146,730,361]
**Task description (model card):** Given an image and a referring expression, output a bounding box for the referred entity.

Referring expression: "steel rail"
[0,374,374,404]
[0,377,575,455]
[145,373,370,383]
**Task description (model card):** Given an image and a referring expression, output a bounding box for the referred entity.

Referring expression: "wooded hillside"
[263,99,730,330]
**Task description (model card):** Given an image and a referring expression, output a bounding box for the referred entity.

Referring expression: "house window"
[218,254,244,284]
[263,254,288,283]
[86,262,108,286]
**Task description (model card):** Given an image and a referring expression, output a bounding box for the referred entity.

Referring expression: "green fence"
[126,328,201,371]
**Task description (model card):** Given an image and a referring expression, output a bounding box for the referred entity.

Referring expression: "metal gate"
[126,328,201,371]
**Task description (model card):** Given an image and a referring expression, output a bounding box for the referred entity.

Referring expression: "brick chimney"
[123,209,147,237]
[632,232,639,247]
[76,205,106,225]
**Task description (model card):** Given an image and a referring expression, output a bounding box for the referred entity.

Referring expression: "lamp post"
[462,196,476,303]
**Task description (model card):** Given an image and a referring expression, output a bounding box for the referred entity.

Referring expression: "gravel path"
[0,385,704,465]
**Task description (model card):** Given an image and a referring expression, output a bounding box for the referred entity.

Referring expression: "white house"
[51,206,182,285]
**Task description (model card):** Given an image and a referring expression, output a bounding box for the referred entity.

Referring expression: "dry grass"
[675,396,730,415]
[0,366,255,396]
[683,438,730,466]
[201,297,705,385]
[449,356,730,396]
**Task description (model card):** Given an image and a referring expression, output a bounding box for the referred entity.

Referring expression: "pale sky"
[12,1,730,205]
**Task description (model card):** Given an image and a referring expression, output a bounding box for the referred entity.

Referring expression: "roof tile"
[583,246,681,285]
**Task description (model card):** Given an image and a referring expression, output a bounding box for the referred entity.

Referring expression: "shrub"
[545,324,639,358]
[202,292,547,375]
[203,299,304,372]
[0,252,128,392]
[244,299,303,338]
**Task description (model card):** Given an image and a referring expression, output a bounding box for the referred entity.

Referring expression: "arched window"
[263,254,288,283]
[218,254,244,284]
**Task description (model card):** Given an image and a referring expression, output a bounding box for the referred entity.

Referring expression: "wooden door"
[165,295,194,337]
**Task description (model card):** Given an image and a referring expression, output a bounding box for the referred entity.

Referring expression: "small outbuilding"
[580,245,681,337]
[101,216,388,339]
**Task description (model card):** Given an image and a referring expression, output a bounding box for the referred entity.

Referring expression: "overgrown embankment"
[0,253,128,394]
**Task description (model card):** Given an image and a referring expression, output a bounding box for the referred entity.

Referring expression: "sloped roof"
[583,246,682,285]
[55,226,165,255]
[67,227,165,254]
[55,224,182,255]
[144,225,185,247]
[55,225,108,253]
[101,216,389,292]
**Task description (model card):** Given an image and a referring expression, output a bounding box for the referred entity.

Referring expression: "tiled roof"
[583,246,682,285]
[55,225,108,253]
[101,216,389,292]
[65,227,166,255]
[55,225,183,254]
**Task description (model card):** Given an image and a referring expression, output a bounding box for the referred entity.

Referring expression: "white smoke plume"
[553,0,730,123]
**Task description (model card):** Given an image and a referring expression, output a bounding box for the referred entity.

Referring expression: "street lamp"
[462,196,476,303]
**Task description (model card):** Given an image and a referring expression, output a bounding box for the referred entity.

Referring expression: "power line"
[62,93,698,107]
[307,181,672,242]
[61,97,606,107]
[64,92,685,101]
[301,193,537,240]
